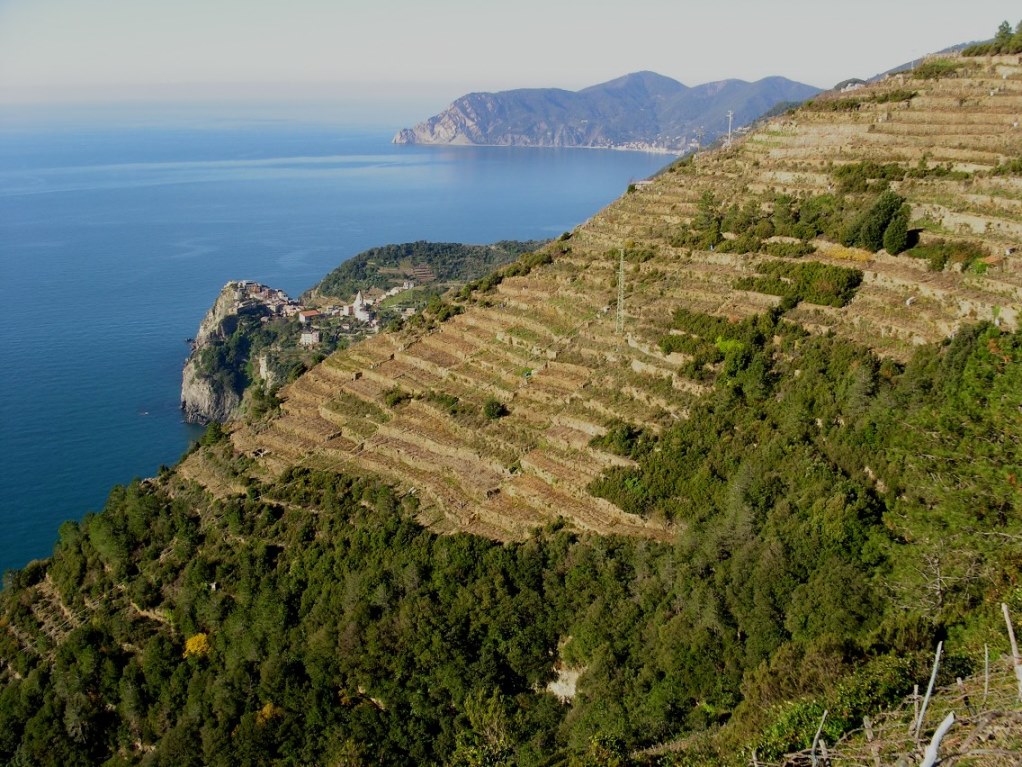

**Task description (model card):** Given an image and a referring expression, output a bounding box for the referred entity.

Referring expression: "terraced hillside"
[186,52,1022,540]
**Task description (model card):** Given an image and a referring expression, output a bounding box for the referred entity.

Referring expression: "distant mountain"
[394,71,821,153]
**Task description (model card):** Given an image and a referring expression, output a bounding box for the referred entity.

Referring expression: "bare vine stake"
[810,709,828,767]
[920,712,955,767]
[913,641,943,741]
[863,716,881,767]
[1003,602,1022,702]
[911,684,919,734]
[984,643,989,705]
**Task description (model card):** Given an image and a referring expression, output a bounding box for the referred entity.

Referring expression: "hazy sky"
[1,0,1019,120]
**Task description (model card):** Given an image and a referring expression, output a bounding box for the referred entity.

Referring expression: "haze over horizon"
[2,0,1019,124]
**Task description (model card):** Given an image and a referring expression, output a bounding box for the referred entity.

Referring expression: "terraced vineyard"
[193,53,1022,540]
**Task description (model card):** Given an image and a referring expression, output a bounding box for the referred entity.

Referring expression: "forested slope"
[2,46,1022,766]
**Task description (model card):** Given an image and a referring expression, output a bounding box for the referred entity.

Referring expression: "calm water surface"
[0,118,671,574]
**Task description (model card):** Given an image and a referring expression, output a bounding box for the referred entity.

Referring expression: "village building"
[351,291,372,322]
[298,309,321,325]
[299,329,321,347]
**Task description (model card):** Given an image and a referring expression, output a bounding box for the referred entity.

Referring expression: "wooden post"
[1003,602,1022,702]
[810,709,828,767]
[984,642,990,705]
[920,712,955,767]
[863,716,881,767]
[956,677,974,716]
[914,641,943,740]
[911,684,920,734]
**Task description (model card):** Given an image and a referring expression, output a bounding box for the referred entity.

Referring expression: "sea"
[0,110,672,575]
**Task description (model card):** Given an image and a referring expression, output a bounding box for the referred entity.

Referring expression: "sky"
[1,0,1019,123]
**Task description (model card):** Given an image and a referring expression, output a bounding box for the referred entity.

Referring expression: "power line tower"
[724,110,734,148]
[616,248,625,335]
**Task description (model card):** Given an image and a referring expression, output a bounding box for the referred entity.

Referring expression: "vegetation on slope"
[963,19,1022,56]
[312,241,545,302]
[5,35,1022,767]
[2,319,1020,766]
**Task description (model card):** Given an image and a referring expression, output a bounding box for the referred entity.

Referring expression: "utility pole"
[725,110,734,148]
[616,248,625,335]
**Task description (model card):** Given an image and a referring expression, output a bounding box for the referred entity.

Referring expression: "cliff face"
[180,359,242,425]
[394,71,820,152]
[180,283,245,424]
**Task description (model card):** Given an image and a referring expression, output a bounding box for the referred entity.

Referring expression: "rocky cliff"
[180,282,247,424]
[394,71,820,152]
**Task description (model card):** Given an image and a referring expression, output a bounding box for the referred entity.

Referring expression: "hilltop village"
[233,276,422,348]
[180,242,540,424]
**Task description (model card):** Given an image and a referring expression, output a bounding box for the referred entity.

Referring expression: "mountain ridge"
[394,71,821,152]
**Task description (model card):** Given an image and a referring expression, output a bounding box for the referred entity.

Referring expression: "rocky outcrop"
[181,358,242,425]
[394,71,820,152]
[181,283,246,425]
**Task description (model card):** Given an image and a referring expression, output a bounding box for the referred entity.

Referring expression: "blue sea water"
[0,116,671,574]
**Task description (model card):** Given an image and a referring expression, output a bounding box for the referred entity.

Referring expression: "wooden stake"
[864,716,881,767]
[920,712,956,767]
[810,709,828,767]
[1003,602,1022,702]
[912,683,920,734]
[914,641,943,740]
[984,642,990,705]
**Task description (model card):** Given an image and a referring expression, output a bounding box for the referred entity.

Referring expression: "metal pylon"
[616,248,625,335]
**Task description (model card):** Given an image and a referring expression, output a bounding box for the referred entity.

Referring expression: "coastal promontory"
[394,71,820,152]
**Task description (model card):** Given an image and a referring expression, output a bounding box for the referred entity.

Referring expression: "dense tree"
[882,206,910,254]
[1,320,1019,765]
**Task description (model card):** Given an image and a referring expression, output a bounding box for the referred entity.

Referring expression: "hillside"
[2,48,1022,766]
[306,240,546,302]
[227,52,1022,542]
[394,71,820,152]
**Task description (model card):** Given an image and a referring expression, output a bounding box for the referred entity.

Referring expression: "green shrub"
[384,387,413,408]
[905,162,971,181]
[841,191,906,251]
[832,162,904,194]
[804,97,863,112]
[199,422,227,446]
[991,156,1022,176]
[716,235,761,254]
[762,241,816,258]
[882,209,910,254]
[590,422,652,460]
[873,89,917,104]
[913,58,959,80]
[426,296,464,323]
[735,261,863,307]
[483,398,509,419]
[905,239,988,271]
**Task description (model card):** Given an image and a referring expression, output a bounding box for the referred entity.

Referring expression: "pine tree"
[883,209,910,255]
